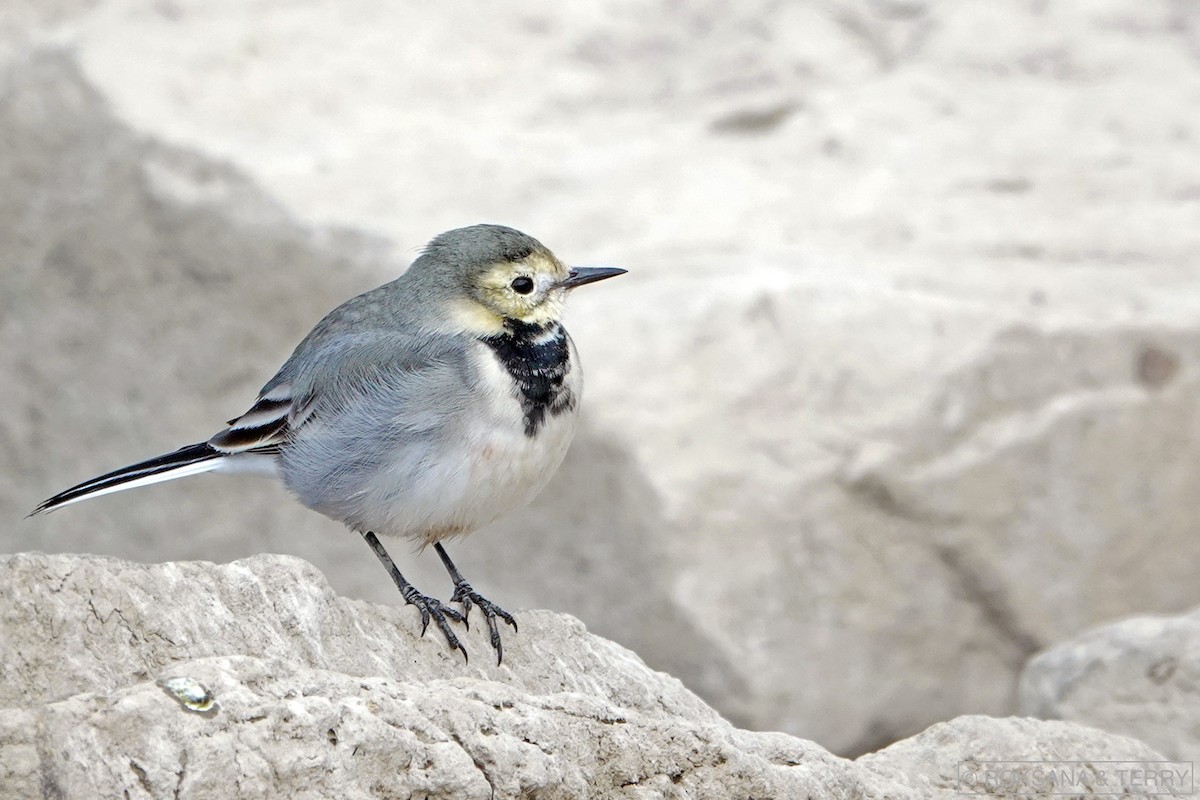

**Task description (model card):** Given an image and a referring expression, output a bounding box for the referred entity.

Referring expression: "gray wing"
[208,330,476,458]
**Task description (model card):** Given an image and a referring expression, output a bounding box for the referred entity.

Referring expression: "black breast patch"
[482,320,576,437]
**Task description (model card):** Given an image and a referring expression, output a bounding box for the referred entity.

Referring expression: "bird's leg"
[434,543,517,665]
[361,531,467,661]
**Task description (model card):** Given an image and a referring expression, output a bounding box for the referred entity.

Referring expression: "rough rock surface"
[859,716,1184,799]
[5,1,1200,756]
[0,553,1177,799]
[1020,608,1200,765]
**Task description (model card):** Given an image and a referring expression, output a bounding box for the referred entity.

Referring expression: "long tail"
[31,443,225,515]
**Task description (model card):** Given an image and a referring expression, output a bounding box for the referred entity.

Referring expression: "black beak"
[559,266,627,289]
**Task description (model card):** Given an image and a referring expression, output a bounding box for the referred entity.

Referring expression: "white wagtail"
[33,224,626,663]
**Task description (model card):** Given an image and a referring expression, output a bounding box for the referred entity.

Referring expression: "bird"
[31,224,626,663]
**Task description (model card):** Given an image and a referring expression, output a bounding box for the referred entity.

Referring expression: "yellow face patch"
[453,252,571,333]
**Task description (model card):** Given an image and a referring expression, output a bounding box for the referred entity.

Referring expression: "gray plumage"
[33,224,626,662]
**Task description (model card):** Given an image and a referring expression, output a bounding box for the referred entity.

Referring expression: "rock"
[0,552,856,799]
[6,0,1200,757]
[0,553,1179,799]
[860,715,1180,798]
[1019,609,1200,764]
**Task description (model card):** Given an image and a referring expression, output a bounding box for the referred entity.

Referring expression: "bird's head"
[415,225,625,334]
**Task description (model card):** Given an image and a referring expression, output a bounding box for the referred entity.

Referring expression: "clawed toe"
[361,531,471,661]
[451,582,518,665]
[408,593,468,662]
[432,543,518,664]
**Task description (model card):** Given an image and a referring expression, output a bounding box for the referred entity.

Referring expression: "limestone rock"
[0,553,1178,799]
[1020,610,1200,764]
[0,552,853,799]
[860,715,1179,798]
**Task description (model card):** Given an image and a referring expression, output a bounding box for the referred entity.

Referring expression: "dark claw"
[451,583,518,665]
[457,593,473,629]
[406,592,468,661]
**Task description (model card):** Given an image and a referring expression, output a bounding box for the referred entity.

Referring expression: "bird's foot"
[451,582,518,664]
[402,587,468,662]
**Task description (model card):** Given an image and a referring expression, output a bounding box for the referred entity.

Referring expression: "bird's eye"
[511,276,535,295]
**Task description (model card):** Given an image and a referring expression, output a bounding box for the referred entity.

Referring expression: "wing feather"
[209,331,464,457]
[210,385,295,453]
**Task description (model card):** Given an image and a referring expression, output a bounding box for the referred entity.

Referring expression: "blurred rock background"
[4,0,1200,756]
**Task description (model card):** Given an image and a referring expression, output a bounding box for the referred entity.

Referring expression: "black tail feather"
[31,442,222,515]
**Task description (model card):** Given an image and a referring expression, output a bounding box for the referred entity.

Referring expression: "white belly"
[369,339,581,545]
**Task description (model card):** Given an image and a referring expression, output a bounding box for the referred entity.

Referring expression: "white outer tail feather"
[36,459,226,513]
[32,444,279,516]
